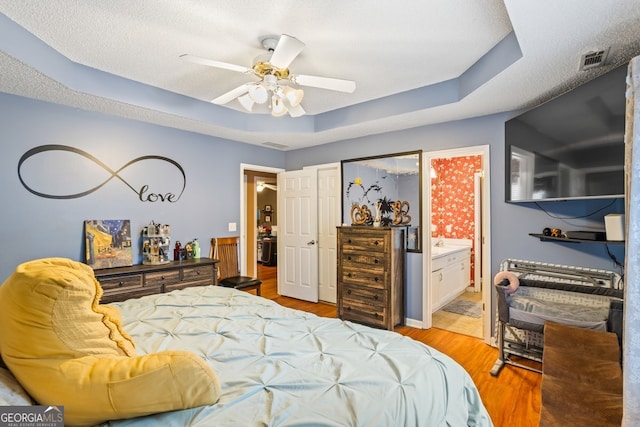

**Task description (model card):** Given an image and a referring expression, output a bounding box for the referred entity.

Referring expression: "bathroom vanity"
[431,244,471,312]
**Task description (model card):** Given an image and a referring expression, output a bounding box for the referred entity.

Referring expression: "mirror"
[341,150,422,252]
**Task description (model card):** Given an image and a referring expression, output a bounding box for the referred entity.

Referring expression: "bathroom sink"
[431,245,468,258]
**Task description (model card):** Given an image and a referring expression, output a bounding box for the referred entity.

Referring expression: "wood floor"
[256,263,542,427]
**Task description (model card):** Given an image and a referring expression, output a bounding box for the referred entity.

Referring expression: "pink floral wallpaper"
[431,155,482,286]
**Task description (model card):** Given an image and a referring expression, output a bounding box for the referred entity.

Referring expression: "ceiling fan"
[257,181,277,192]
[181,34,356,117]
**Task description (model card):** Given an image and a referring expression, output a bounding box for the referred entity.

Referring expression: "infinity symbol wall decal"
[17,145,186,202]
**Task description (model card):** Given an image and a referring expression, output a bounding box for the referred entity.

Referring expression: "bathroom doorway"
[422,146,491,343]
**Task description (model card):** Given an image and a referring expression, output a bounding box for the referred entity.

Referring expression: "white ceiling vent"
[579,48,609,71]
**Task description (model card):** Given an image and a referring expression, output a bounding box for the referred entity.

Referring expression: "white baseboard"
[404,318,423,328]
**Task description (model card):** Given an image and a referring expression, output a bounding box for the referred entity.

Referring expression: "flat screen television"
[505,63,626,202]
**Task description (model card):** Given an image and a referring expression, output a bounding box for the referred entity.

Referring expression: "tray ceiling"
[0,1,639,150]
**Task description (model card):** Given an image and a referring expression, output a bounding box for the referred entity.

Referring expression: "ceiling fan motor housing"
[252,61,290,79]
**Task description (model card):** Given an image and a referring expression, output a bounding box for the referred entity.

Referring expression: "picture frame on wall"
[265,205,272,212]
[265,215,272,223]
[84,219,133,269]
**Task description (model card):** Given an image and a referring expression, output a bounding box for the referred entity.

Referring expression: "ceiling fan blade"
[293,74,356,93]
[287,103,306,118]
[269,34,305,70]
[211,84,251,105]
[180,54,251,74]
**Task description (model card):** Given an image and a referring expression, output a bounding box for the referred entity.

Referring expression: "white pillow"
[0,367,33,406]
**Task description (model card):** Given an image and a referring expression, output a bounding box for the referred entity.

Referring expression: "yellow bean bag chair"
[0,258,221,426]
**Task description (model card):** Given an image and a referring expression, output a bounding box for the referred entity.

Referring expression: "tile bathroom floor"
[432,291,483,339]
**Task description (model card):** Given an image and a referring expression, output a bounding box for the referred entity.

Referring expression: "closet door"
[317,166,340,303]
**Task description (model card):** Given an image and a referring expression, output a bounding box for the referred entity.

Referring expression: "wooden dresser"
[94,258,218,303]
[337,226,405,330]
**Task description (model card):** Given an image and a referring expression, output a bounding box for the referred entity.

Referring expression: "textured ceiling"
[0,0,639,150]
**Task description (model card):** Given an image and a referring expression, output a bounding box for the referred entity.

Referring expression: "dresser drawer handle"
[196,270,201,275]
[374,295,378,300]
[374,277,379,282]
[374,240,379,246]
[347,272,352,278]
[347,239,352,244]
[346,306,352,311]
[347,289,352,295]
[374,259,379,264]
[348,256,352,261]
[118,281,124,287]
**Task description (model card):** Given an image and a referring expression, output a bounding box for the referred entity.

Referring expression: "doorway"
[256,172,278,277]
[239,163,339,303]
[240,164,284,278]
[422,146,492,343]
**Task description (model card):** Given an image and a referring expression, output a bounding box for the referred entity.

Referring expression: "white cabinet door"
[440,263,459,309]
[431,248,471,312]
[431,268,445,312]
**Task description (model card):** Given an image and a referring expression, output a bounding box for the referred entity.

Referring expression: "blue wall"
[0,92,625,324]
[286,114,626,320]
[0,93,284,281]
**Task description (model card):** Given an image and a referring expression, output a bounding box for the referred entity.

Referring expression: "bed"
[88,285,491,426]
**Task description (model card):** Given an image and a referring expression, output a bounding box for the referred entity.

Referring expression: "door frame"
[240,163,285,276]
[422,145,492,344]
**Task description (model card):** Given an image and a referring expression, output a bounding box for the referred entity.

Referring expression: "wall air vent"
[579,48,609,71]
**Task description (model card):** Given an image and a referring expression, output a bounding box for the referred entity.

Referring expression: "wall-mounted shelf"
[529,233,625,245]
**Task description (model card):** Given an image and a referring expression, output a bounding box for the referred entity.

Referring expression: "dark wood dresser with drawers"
[337,226,405,330]
[94,258,218,303]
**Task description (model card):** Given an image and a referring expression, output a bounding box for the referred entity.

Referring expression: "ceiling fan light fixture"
[271,95,288,117]
[263,74,278,86]
[283,86,304,107]
[238,94,254,112]
[248,84,268,104]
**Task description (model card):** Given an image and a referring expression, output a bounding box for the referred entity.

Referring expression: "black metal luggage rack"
[490,259,623,376]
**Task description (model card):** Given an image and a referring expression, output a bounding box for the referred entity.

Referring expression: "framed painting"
[84,219,133,269]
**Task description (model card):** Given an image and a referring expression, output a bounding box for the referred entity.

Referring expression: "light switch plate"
[228,222,237,232]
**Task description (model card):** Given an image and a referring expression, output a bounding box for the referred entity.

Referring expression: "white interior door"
[278,168,318,302]
[317,165,340,303]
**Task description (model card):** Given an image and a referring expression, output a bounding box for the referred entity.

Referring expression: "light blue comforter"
[108,286,492,426]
